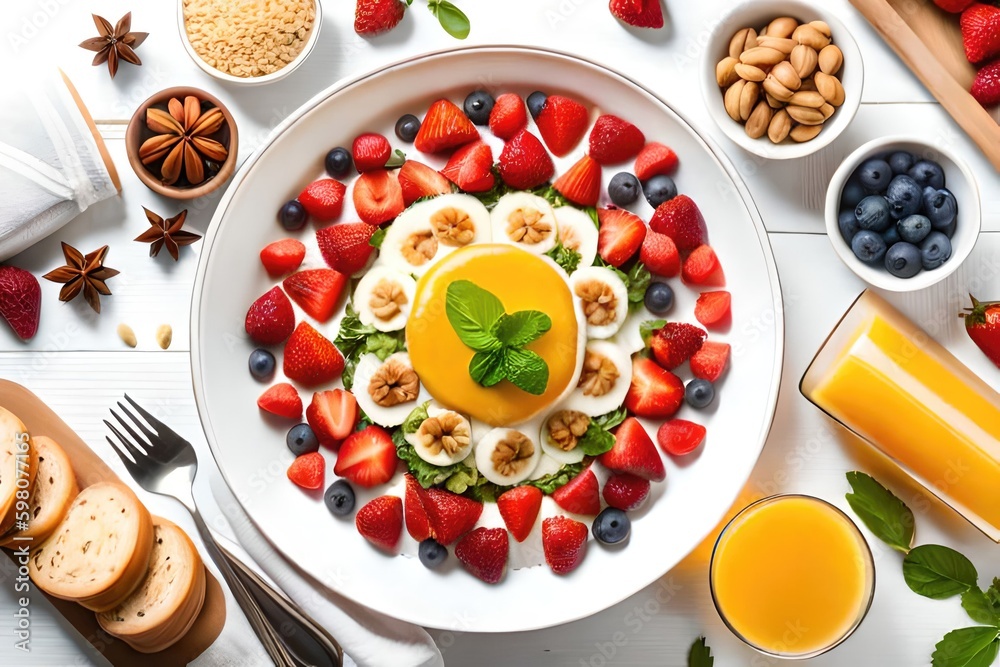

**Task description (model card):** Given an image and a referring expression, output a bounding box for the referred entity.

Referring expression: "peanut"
[793,24,830,51]
[766,17,799,39]
[724,80,746,122]
[815,71,846,106]
[739,81,761,121]
[786,105,826,125]
[745,101,774,139]
[809,20,832,37]
[156,324,173,350]
[735,63,767,82]
[790,44,818,79]
[729,28,758,59]
[763,74,794,102]
[818,44,844,75]
[788,90,826,108]
[768,109,792,143]
[765,92,787,109]
[771,61,801,91]
[790,123,823,142]
[740,46,786,68]
[117,324,137,348]
[717,56,741,87]
[756,36,796,54]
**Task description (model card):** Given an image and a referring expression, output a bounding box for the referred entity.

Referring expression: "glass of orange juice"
[710,495,875,659]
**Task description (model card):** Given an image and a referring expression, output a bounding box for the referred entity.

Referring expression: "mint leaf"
[987,579,1000,608]
[446,280,504,351]
[962,588,1000,626]
[932,626,999,667]
[577,421,615,456]
[385,149,406,168]
[429,0,470,39]
[503,348,549,395]
[545,241,582,274]
[903,545,978,599]
[470,349,506,387]
[688,636,714,667]
[529,185,568,208]
[494,310,551,347]
[640,319,666,347]
[845,471,914,553]
[370,226,387,248]
[594,407,628,430]
[626,261,652,304]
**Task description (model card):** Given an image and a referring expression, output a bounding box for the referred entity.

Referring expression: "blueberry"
[922,188,958,230]
[418,539,449,569]
[643,175,677,208]
[884,242,922,278]
[394,114,421,143]
[644,282,674,315]
[838,209,859,242]
[897,214,931,244]
[286,423,319,456]
[938,217,957,239]
[324,147,352,179]
[885,175,923,219]
[249,348,276,380]
[608,172,641,206]
[593,508,631,545]
[278,200,307,231]
[858,158,893,191]
[888,151,915,175]
[526,91,547,120]
[324,480,355,517]
[908,160,945,190]
[881,225,900,247]
[463,90,495,126]
[854,195,891,232]
[920,231,952,270]
[685,379,715,409]
[851,230,887,264]
[841,177,867,210]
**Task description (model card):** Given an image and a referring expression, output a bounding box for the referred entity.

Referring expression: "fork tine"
[104,418,147,462]
[115,401,159,447]
[105,435,144,479]
[110,406,154,453]
[123,393,169,435]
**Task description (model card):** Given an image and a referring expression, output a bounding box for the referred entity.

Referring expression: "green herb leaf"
[524,461,585,494]
[355,409,373,431]
[688,636,714,667]
[962,588,1000,626]
[586,207,599,230]
[385,149,406,168]
[469,349,506,387]
[931,626,1000,667]
[401,402,430,435]
[640,319,666,347]
[445,280,504,351]
[626,261,651,304]
[369,226,387,249]
[545,241,582,274]
[470,169,509,209]
[493,310,552,347]
[844,471,914,553]
[429,0,470,39]
[903,544,979,599]
[529,185,568,208]
[503,348,549,395]
[987,579,1000,608]
[576,421,615,456]
[594,407,628,430]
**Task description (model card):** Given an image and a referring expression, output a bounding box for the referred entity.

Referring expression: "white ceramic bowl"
[701,0,863,160]
[824,136,981,292]
[177,0,322,85]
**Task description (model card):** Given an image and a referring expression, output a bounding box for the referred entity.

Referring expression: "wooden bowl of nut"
[125,86,239,200]
[701,0,863,159]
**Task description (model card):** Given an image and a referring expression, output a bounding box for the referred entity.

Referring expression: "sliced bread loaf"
[0,406,39,535]
[29,481,154,612]
[1,436,79,547]
[97,516,207,653]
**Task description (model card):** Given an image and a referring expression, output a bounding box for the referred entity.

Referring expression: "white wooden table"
[2,0,999,664]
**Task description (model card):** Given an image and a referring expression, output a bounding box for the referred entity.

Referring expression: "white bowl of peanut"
[701,0,863,159]
[178,0,322,85]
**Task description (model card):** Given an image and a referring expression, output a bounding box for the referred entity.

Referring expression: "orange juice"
[801,291,1000,540]
[711,496,874,658]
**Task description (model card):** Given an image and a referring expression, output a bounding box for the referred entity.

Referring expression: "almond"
[771,61,801,91]
[815,71,846,106]
[768,109,792,143]
[790,123,823,142]
[717,57,741,87]
[739,80,761,121]
[818,44,844,75]
[745,101,773,139]
[793,24,830,51]
[729,28,757,59]
[763,74,794,102]
[724,80,747,122]
[766,17,799,39]
[790,44,818,79]
[788,90,826,108]
[739,46,786,68]
[786,105,826,125]
[735,63,767,82]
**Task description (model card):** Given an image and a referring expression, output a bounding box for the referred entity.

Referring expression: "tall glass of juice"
[710,495,875,659]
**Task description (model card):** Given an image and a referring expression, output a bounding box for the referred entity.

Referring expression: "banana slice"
[353,353,424,427]
[405,404,473,466]
[539,409,589,465]
[490,192,557,255]
[568,266,629,339]
[562,340,633,417]
[475,427,541,486]
[424,194,491,248]
[353,266,416,332]
[378,208,441,277]
[529,453,565,481]
[554,206,599,268]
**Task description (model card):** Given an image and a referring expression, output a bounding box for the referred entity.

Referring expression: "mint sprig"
[426,0,470,39]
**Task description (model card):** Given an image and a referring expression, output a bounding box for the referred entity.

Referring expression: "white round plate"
[192,46,783,633]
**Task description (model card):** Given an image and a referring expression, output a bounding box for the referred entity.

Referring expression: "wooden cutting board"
[0,379,225,665]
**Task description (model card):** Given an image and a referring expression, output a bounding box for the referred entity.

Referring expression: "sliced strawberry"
[334,424,397,487]
[455,527,508,584]
[414,99,480,153]
[683,244,726,286]
[398,160,451,205]
[298,179,346,223]
[282,322,344,387]
[316,223,376,276]
[404,474,432,541]
[422,488,483,545]
[609,0,664,28]
[352,132,392,172]
[535,95,589,157]
[553,154,601,207]
[0,266,41,341]
[690,341,731,383]
[602,472,651,511]
[306,389,358,448]
[634,142,679,180]
[657,419,707,456]
[624,356,684,419]
[552,466,600,516]
[695,291,732,329]
[356,495,403,552]
[640,230,680,277]
[497,486,543,543]
[961,3,1000,63]
[287,451,325,490]
[542,516,588,575]
[260,239,306,278]
[597,207,646,267]
[598,417,666,482]
[649,322,707,370]
[353,170,404,225]
[441,141,496,192]
[498,130,554,190]
[354,0,406,36]
[589,114,645,165]
[257,383,302,419]
[489,93,528,140]
[245,286,295,345]
[282,269,346,323]
[649,195,708,253]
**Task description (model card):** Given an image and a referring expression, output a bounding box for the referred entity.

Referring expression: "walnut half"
[431,207,476,247]
[368,359,420,407]
[401,230,437,266]
[578,350,620,398]
[416,411,471,456]
[370,278,408,321]
[506,207,553,245]
[546,410,590,451]
[574,279,618,326]
[491,431,535,477]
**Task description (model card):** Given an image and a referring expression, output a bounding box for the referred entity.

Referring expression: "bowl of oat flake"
[178,0,321,85]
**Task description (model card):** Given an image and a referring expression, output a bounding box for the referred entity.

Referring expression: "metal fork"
[104,394,343,667]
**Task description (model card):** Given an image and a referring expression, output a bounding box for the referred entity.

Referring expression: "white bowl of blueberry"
[825,137,981,292]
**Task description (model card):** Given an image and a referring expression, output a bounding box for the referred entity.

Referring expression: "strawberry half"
[683,244,726,286]
[398,160,451,205]
[657,419,707,457]
[961,295,1000,368]
[961,3,1000,63]
[456,527,508,584]
[316,222,376,276]
[282,322,344,387]
[298,179,346,223]
[283,269,346,323]
[649,321,707,370]
[353,170,404,225]
[404,474,433,541]
[624,356,685,419]
[690,341,731,383]
[497,486,543,543]
[306,389,358,448]
[354,0,405,36]
[649,195,707,252]
[356,495,403,552]
[415,99,480,153]
[334,424,397,487]
[535,95,589,157]
[602,472,651,511]
[588,114,646,165]
[552,466,600,516]
[597,207,646,267]
[489,93,528,140]
[694,290,732,329]
[599,416,666,482]
[639,230,680,277]
[542,516,589,575]
[609,0,665,28]
[245,286,295,346]
[0,266,41,341]
[634,142,679,180]
[971,59,1000,106]
[441,141,496,192]
[287,451,325,490]
[257,383,302,419]
[553,154,602,207]
[352,132,392,172]
[422,487,483,545]
[260,239,306,278]
[498,130,554,190]
[934,0,974,11]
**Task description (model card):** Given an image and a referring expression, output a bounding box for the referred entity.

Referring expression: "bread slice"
[0,436,79,547]
[97,516,207,653]
[0,406,39,535]
[29,481,154,612]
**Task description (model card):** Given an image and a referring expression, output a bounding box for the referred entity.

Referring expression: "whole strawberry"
[971,59,1000,106]
[355,0,406,36]
[961,295,1000,368]
[961,3,1000,63]
[0,266,41,341]
[934,0,975,12]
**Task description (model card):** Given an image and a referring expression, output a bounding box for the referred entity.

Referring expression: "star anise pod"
[135,208,201,261]
[139,96,228,186]
[43,243,120,314]
[79,12,147,79]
